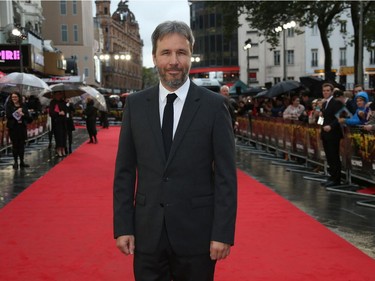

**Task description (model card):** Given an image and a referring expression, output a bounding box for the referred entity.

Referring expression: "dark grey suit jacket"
[113,81,237,256]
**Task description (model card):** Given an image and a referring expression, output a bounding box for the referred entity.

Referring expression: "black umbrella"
[242,86,266,96]
[266,80,302,98]
[254,90,268,98]
[299,76,324,97]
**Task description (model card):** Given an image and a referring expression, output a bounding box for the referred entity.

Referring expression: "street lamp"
[94,52,132,92]
[191,54,201,63]
[274,21,296,81]
[11,26,27,72]
[243,39,252,86]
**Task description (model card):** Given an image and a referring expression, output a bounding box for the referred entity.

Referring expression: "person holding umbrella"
[83,97,98,144]
[49,91,67,157]
[5,92,32,169]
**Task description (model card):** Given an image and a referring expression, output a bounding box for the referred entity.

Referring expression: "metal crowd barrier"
[235,115,375,208]
[0,114,49,155]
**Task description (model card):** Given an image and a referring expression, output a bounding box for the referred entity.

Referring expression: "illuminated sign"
[0,50,21,61]
[0,45,29,68]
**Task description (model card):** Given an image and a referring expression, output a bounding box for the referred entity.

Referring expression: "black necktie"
[162,93,177,158]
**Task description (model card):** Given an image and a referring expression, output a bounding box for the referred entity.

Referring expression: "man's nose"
[169,52,179,64]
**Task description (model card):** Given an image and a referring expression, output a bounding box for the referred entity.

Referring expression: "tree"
[349,1,375,85]
[142,67,159,89]
[214,1,346,83]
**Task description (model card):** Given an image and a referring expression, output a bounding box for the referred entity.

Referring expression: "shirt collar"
[159,79,190,103]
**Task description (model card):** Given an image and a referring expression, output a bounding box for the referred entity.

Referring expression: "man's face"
[220,87,229,97]
[322,86,332,99]
[354,86,363,95]
[153,33,191,92]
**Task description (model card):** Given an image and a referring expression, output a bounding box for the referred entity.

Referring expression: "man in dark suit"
[113,21,237,281]
[320,83,344,187]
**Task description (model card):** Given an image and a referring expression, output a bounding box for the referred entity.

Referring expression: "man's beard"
[156,67,189,90]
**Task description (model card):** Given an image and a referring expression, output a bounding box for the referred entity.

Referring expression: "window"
[61,25,68,42]
[340,21,347,33]
[287,28,294,37]
[370,49,375,65]
[339,48,346,66]
[274,77,281,84]
[287,50,294,65]
[72,0,77,15]
[274,50,280,66]
[311,24,318,36]
[73,25,78,42]
[60,0,67,15]
[311,49,318,67]
[84,68,89,78]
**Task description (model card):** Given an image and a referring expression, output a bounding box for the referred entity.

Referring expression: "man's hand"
[210,241,231,260]
[116,235,135,255]
[323,125,332,132]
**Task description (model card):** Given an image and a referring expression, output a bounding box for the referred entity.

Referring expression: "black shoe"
[324,181,341,187]
[13,163,18,170]
[20,162,30,168]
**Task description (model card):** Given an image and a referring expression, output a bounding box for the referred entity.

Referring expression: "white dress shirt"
[159,79,190,138]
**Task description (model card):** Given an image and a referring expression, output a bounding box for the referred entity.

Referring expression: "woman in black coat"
[65,98,75,154]
[49,91,67,157]
[6,92,32,169]
[83,97,98,144]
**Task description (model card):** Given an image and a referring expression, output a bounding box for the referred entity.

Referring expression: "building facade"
[0,0,47,75]
[189,1,240,87]
[41,0,97,85]
[95,0,143,93]
[238,12,375,90]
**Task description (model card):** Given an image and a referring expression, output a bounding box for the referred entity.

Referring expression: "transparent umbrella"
[79,86,108,112]
[0,72,50,96]
[43,83,86,99]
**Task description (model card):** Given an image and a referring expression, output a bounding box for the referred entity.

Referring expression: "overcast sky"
[110,0,190,68]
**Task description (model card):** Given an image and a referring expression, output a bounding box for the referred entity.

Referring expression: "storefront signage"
[0,49,21,61]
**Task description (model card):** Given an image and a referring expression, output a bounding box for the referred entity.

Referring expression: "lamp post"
[94,52,132,92]
[275,21,296,81]
[243,39,252,86]
[11,26,27,73]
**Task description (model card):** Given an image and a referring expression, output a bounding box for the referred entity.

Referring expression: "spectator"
[5,92,32,169]
[270,97,285,117]
[220,85,237,130]
[363,102,375,131]
[334,89,356,115]
[283,95,305,120]
[338,92,369,126]
[308,98,322,124]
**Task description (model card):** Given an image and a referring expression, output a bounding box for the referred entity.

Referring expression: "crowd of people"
[1,90,103,168]
[219,83,375,134]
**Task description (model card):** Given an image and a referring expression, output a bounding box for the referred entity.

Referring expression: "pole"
[19,39,23,72]
[357,0,364,86]
[247,48,250,86]
[283,30,286,81]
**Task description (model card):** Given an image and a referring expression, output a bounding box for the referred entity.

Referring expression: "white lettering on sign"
[351,160,363,167]
[0,50,20,60]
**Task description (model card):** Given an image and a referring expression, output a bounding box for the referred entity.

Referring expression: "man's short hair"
[322,83,334,90]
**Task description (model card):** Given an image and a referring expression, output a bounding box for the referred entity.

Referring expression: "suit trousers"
[134,220,216,281]
[322,137,342,182]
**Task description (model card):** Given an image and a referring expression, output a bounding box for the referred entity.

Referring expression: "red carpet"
[0,127,375,280]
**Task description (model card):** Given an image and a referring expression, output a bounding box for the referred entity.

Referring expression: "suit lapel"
[145,87,166,161]
[166,84,202,166]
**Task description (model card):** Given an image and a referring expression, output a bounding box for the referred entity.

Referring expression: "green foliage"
[142,67,159,89]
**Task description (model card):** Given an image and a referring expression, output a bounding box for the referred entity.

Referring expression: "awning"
[190,66,239,74]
